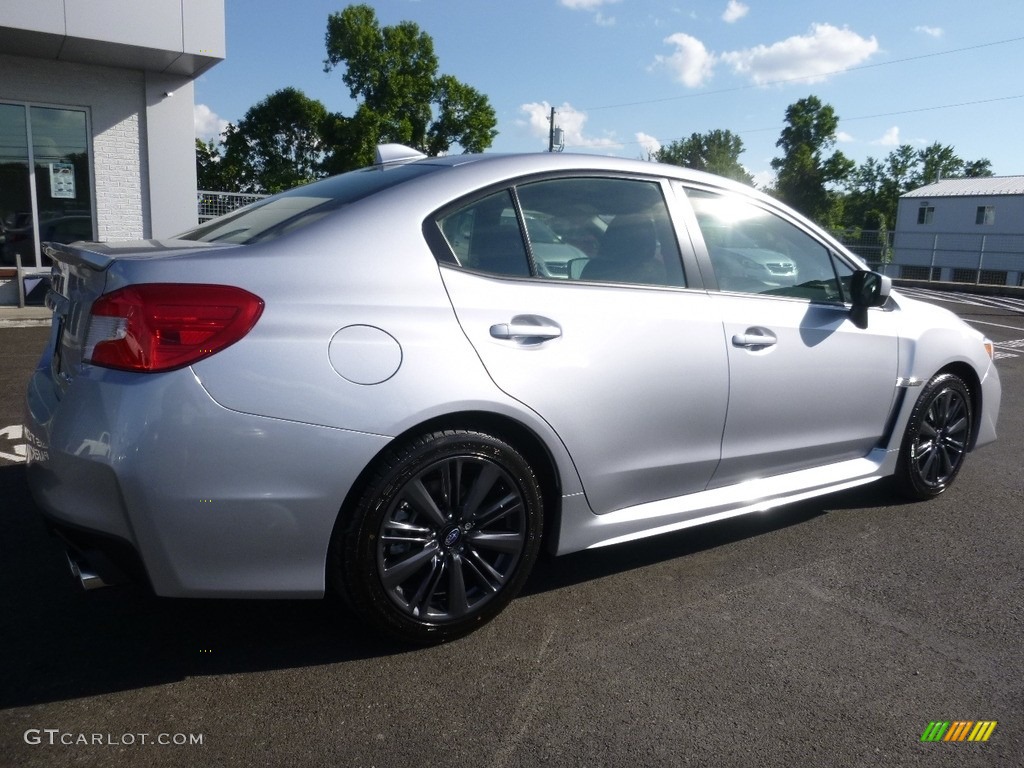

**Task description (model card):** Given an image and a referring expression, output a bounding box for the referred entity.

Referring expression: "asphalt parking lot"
[1,290,1022,768]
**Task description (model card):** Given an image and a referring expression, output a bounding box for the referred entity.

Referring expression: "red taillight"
[85,284,264,372]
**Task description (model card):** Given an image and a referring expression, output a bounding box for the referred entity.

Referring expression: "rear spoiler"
[43,241,114,272]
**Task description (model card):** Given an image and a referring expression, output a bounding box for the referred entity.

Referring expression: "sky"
[194,0,1024,188]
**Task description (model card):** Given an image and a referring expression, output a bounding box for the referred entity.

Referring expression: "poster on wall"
[49,163,76,199]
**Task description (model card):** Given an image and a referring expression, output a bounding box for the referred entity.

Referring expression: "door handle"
[732,330,777,349]
[489,323,562,341]
[489,317,562,342]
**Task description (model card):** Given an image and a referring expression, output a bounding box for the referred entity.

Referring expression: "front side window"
[917,205,935,225]
[976,205,995,226]
[686,187,853,303]
[435,176,686,287]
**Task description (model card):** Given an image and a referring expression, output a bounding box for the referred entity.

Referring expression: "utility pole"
[548,107,564,153]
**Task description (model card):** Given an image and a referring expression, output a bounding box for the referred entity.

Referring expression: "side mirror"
[849,270,891,329]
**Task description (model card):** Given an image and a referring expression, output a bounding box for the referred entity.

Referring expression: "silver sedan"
[25,146,1000,644]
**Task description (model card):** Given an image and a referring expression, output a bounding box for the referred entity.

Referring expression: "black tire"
[894,373,973,500]
[333,430,543,645]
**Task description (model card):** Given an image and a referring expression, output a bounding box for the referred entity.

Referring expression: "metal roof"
[902,176,1024,198]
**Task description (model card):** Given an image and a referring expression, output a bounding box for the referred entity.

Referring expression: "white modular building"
[0,0,225,284]
[894,177,1024,286]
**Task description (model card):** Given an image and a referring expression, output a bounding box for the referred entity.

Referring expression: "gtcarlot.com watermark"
[24,729,204,747]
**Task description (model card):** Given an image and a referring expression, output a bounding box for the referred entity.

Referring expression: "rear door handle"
[732,329,777,349]
[489,323,562,340]
[489,316,562,342]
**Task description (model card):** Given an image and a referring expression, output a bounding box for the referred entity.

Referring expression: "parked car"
[25,145,1000,644]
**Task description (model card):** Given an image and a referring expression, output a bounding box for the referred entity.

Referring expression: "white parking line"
[965,320,1024,332]
[0,424,27,463]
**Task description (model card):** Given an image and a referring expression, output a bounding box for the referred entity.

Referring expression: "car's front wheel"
[334,430,544,644]
[895,373,973,500]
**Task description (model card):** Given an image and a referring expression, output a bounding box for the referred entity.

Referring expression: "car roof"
[410,150,761,199]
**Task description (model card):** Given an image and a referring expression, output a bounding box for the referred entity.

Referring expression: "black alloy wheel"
[334,430,543,644]
[895,373,973,500]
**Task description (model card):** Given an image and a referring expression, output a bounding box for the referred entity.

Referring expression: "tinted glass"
[437,189,530,276]
[687,188,852,302]
[178,164,438,245]
[516,177,685,286]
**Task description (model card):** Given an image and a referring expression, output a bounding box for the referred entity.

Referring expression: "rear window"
[178,164,438,245]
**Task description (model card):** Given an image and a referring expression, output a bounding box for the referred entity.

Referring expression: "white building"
[0,0,225,286]
[894,176,1024,286]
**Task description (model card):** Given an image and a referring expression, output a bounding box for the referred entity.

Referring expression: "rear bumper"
[25,354,391,598]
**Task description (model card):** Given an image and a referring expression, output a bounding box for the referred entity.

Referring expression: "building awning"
[0,0,224,78]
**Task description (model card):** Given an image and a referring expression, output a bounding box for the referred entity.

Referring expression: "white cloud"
[520,101,621,150]
[636,132,662,157]
[751,169,775,190]
[914,25,943,38]
[194,104,228,140]
[872,126,900,146]
[655,33,717,88]
[837,130,855,143]
[719,23,879,85]
[722,1,749,23]
[559,0,619,9]
[561,0,620,25]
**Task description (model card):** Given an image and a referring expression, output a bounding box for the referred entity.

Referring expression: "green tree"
[656,130,754,185]
[220,87,329,194]
[964,158,994,178]
[323,4,497,170]
[916,142,964,186]
[196,138,230,191]
[843,143,994,229]
[770,96,853,226]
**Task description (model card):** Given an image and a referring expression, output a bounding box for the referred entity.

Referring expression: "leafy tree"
[323,4,497,170]
[843,143,994,229]
[917,142,964,186]
[964,158,994,178]
[220,88,329,194]
[656,130,754,185]
[770,96,853,226]
[196,138,230,191]
[427,75,498,156]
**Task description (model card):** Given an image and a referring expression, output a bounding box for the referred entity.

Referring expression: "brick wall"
[0,53,148,241]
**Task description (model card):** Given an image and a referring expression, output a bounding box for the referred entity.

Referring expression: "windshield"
[178,164,438,245]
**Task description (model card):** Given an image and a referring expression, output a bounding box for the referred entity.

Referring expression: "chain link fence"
[830,229,1024,287]
[197,191,267,223]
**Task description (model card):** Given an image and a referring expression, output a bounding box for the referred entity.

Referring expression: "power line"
[735,94,1024,135]
[562,93,1024,150]
[578,35,1024,113]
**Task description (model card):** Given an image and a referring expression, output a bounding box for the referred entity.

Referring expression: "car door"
[431,177,729,515]
[680,185,901,488]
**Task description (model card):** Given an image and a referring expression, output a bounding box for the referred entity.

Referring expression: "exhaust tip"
[65,551,110,591]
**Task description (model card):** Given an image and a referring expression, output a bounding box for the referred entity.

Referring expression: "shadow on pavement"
[0,460,901,709]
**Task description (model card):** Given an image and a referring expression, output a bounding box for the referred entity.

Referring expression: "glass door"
[0,103,93,268]
[30,107,93,264]
[0,104,32,267]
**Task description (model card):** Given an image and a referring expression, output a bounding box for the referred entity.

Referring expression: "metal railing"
[197,191,267,222]
[830,229,1024,287]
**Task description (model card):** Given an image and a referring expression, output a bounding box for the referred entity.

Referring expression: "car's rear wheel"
[895,373,973,500]
[334,430,543,644]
